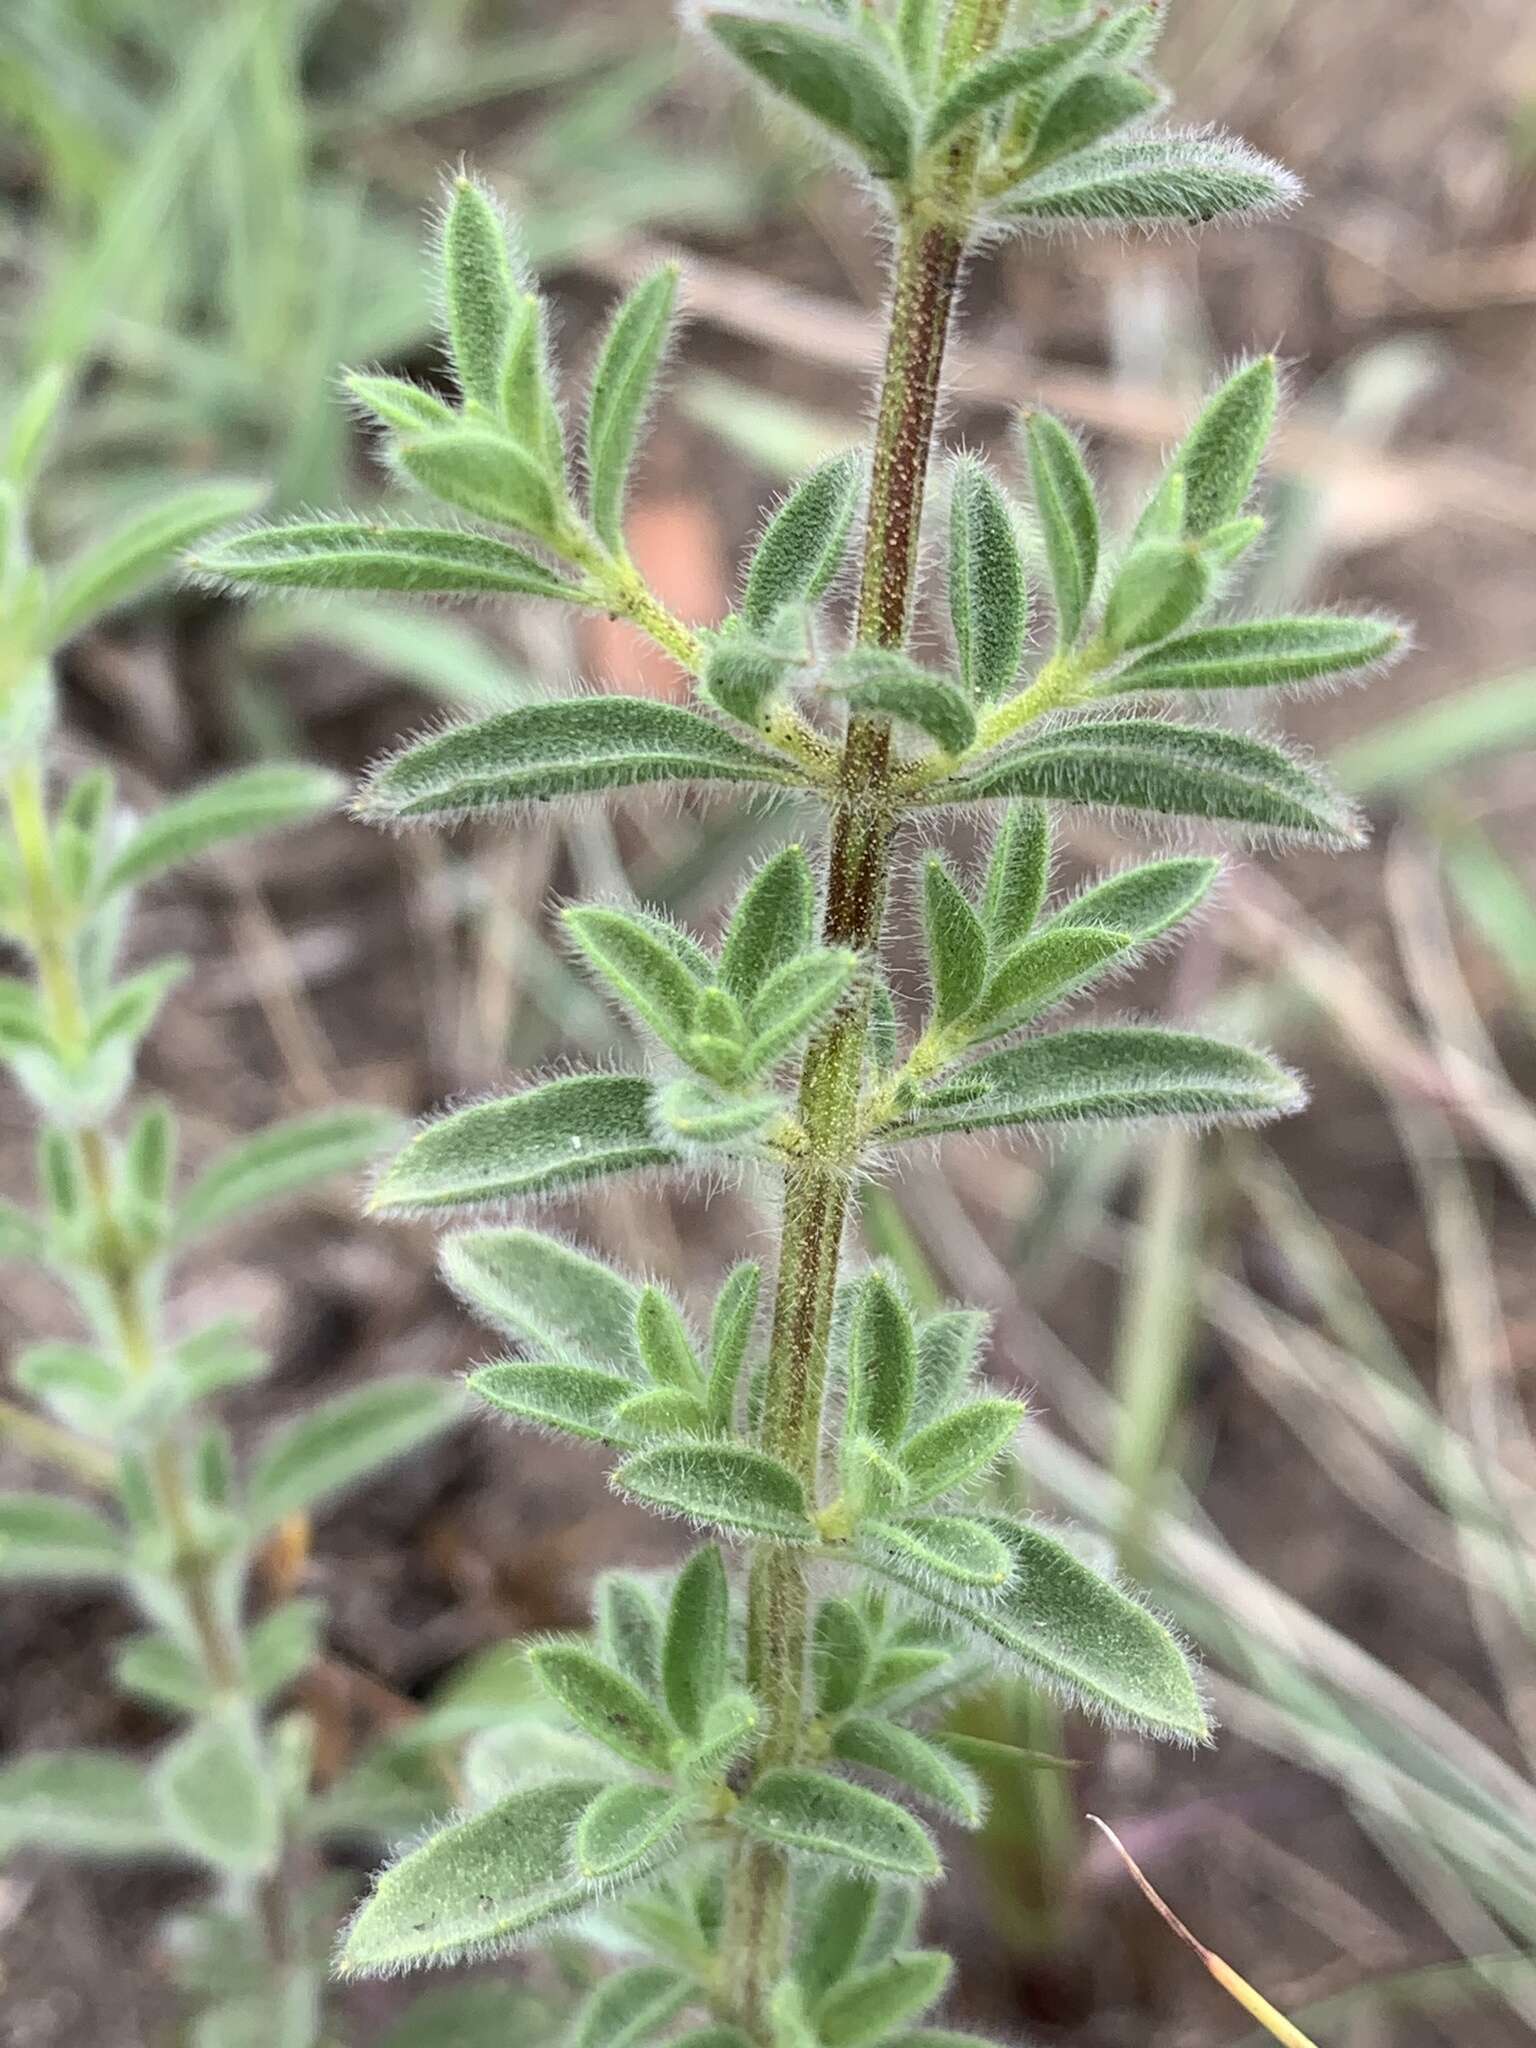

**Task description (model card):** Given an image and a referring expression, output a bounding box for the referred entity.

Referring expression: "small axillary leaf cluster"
[182,3,1402,2045]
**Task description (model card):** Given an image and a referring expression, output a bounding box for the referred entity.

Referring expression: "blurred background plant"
[2,1,1536,2045]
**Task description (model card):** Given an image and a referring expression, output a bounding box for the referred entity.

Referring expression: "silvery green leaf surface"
[862,1513,1015,1588]
[565,904,704,1057]
[1102,614,1403,696]
[43,481,265,646]
[813,1597,875,1717]
[921,857,987,1027]
[821,650,977,756]
[664,1543,731,1739]
[0,1750,165,1859]
[979,802,1051,952]
[1046,853,1218,943]
[828,1721,983,1829]
[959,925,1127,1043]
[814,1950,953,2048]
[910,1309,989,1430]
[172,1104,399,1244]
[344,373,457,436]
[529,1642,675,1770]
[572,1963,691,2048]
[98,764,342,899]
[441,176,521,415]
[1102,538,1211,652]
[190,521,579,600]
[398,429,561,540]
[372,1074,677,1212]
[706,10,916,181]
[947,456,1028,703]
[737,1768,939,1879]
[846,1271,917,1452]
[249,1378,463,1525]
[743,948,859,1075]
[471,1359,636,1444]
[0,1491,125,1581]
[597,1574,667,1699]
[656,1080,785,1146]
[797,1871,880,1998]
[1019,67,1162,176]
[999,130,1300,232]
[442,1227,642,1373]
[154,1713,281,1875]
[358,697,803,824]
[1170,356,1277,537]
[721,846,815,999]
[586,266,681,552]
[573,1785,694,1883]
[614,1441,815,1542]
[743,453,862,629]
[707,1261,761,1427]
[924,19,1106,149]
[1022,412,1098,645]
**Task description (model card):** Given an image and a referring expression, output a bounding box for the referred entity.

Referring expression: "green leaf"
[921,858,987,1027]
[615,1442,815,1542]
[961,926,1127,1042]
[0,1751,163,1859]
[441,176,520,414]
[923,20,1108,146]
[155,1713,279,1874]
[744,948,860,1075]
[939,718,1363,845]
[377,1985,556,2048]
[1020,67,1162,175]
[1172,356,1277,537]
[573,1964,690,2048]
[99,764,341,899]
[14,1342,126,1436]
[1103,615,1403,697]
[87,957,187,1055]
[656,1080,784,1146]
[358,697,801,824]
[172,1105,397,1243]
[672,2033,754,2048]
[248,1378,462,1525]
[1000,131,1300,232]
[0,1197,45,1263]
[1022,412,1098,645]
[847,1272,916,1451]
[0,1492,124,1580]
[797,1872,879,1997]
[634,1287,706,1396]
[743,454,862,629]
[574,1784,693,1883]
[397,429,560,540]
[813,1597,875,1717]
[664,1543,731,1739]
[699,631,800,732]
[903,1025,1303,1143]
[979,803,1050,952]
[245,1598,324,1702]
[815,1952,952,2048]
[339,1777,605,1974]
[1047,854,1218,943]
[586,266,680,552]
[721,846,815,1001]
[468,1359,635,1445]
[864,1513,1015,1589]
[597,1573,667,1697]
[442,1227,642,1374]
[896,1400,1026,1504]
[500,292,567,475]
[44,482,264,645]
[822,650,977,756]
[613,1383,711,1442]
[911,1310,988,1429]
[191,520,578,600]
[566,905,703,1057]
[706,10,915,181]
[684,1687,759,1782]
[737,1768,938,1879]
[707,1261,761,1428]
[529,1642,675,1770]
[1103,539,1211,653]
[370,1074,677,1212]
[344,373,457,436]
[829,1723,983,1828]
[947,457,1027,703]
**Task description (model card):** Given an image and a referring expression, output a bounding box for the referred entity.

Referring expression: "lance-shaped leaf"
[799,1872,880,1997]
[501,292,566,474]
[911,1310,989,1429]
[1020,67,1163,176]
[565,905,703,1057]
[816,1954,954,2048]
[663,1543,730,1739]
[947,457,1027,703]
[371,1074,677,1212]
[1103,539,1211,653]
[0,1751,164,1860]
[863,1514,1015,1589]
[598,1574,666,1697]
[706,10,915,181]
[743,453,862,628]
[1103,615,1403,697]
[721,845,814,1000]
[938,719,1362,845]
[707,1261,761,1427]
[614,1442,815,1542]
[814,1597,875,1717]
[345,372,457,435]
[862,1514,1207,1740]
[847,1272,917,1451]
[472,1360,638,1445]
[249,1378,463,1525]
[923,18,1108,148]
[155,1713,280,1874]
[922,858,987,1027]
[737,1768,939,1879]
[358,697,801,824]
[684,1687,759,1783]
[397,429,561,540]
[699,629,801,731]
[573,1783,693,1882]
[900,1025,1302,1143]
[1048,854,1218,945]
[172,1105,398,1243]
[1172,356,1276,537]
[443,1227,642,1372]
[586,266,680,552]
[960,925,1128,1042]
[896,1399,1026,1503]
[656,1080,784,1147]
[0,1492,124,1580]
[999,130,1300,232]
[339,1777,605,1973]
[980,803,1050,951]
[830,1721,983,1829]
[572,1964,691,2048]
[441,176,519,413]
[529,1642,675,1770]
[822,650,977,756]
[190,520,579,600]
[1023,412,1098,645]
[44,481,264,645]
[632,1291,703,1400]
[744,948,860,1074]
[98,763,341,898]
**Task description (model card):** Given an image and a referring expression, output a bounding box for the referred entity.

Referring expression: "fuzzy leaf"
[743,454,862,629]
[0,1491,124,1580]
[911,1310,988,1429]
[344,372,457,435]
[938,718,1362,845]
[501,293,566,473]
[566,905,703,1057]
[923,21,1106,147]
[358,697,800,824]
[707,1261,761,1428]
[249,1378,462,1525]
[615,1442,815,1542]
[897,1400,1025,1504]
[1173,356,1277,537]
[586,267,680,552]
[798,1872,879,1997]
[635,1287,705,1395]
[45,482,264,644]
[847,1271,917,1451]
[947,457,1027,703]
[98,764,340,899]
[441,177,519,413]
[813,1597,875,1718]
[737,1768,939,1879]
[699,631,800,731]
[979,804,1050,952]
[865,1515,1207,1739]
[1023,412,1098,645]
[339,1777,605,1973]
[1104,615,1403,697]
[610,1386,709,1442]
[573,1785,692,1883]
[398,429,560,539]
[816,1954,952,2048]
[744,948,860,1075]
[1103,539,1210,652]
[656,1079,784,1146]
[922,858,987,1027]
[864,1513,1015,1590]
[372,1074,676,1212]
[192,521,577,600]
[664,1543,730,1739]
[822,650,977,756]
[572,1964,690,2048]
[529,1643,674,1770]
[1021,68,1162,175]
[961,925,1127,1041]
[706,10,915,181]
[684,1687,759,1782]
[598,1574,666,1697]
[442,1227,641,1373]
[0,1751,163,1859]
[1048,854,1218,943]
[721,846,815,1000]
[829,1722,983,1828]
[170,1105,395,1244]
[1000,131,1300,232]
[155,1714,279,1874]
[469,1359,635,1444]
